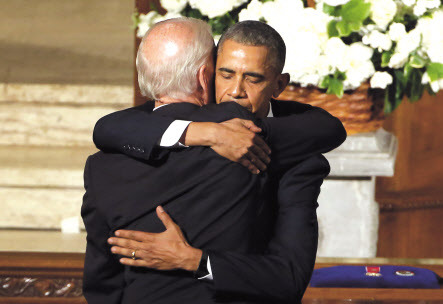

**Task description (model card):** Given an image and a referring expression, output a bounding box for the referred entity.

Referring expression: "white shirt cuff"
[197,256,214,281]
[158,120,191,147]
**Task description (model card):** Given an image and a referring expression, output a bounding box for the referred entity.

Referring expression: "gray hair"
[136,17,214,100]
[217,21,286,73]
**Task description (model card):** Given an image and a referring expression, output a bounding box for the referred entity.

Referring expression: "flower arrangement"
[135,0,443,114]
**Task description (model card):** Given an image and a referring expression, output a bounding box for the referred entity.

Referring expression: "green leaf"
[327,77,344,98]
[406,69,424,102]
[403,62,413,80]
[327,20,339,37]
[323,3,337,15]
[208,13,236,36]
[183,7,204,19]
[381,51,393,68]
[336,20,352,37]
[319,76,330,89]
[409,54,426,68]
[341,0,371,22]
[384,88,393,114]
[427,62,443,82]
[131,12,140,30]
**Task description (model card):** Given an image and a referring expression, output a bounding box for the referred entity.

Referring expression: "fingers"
[239,159,260,174]
[108,236,145,250]
[246,150,267,172]
[119,258,152,267]
[114,229,156,242]
[156,206,175,230]
[239,119,262,133]
[253,135,271,156]
[110,245,143,258]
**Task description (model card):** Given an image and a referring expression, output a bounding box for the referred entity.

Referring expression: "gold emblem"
[395,270,415,276]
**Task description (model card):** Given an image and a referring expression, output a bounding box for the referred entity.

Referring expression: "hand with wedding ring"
[107,206,202,272]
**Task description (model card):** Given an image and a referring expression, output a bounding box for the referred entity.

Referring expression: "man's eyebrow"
[218,67,235,73]
[244,72,265,79]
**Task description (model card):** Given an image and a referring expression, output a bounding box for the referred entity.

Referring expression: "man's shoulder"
[271,99,313,116]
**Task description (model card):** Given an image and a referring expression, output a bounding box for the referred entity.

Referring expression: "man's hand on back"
[183,118,271,174]
[108,206,202,272]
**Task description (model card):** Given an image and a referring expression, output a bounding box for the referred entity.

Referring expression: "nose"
[228,79,246,99]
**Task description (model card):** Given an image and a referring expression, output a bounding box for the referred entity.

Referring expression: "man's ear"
[272,73,290,98]
[197,65,210,105]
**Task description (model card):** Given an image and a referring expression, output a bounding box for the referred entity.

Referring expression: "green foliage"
[381,51,393,68]
[427,62,443,82]
[209,13,236,35]
[131,11,140,30]
[319,71,346,98]
[325,0,371,38]
[327,20,339,37]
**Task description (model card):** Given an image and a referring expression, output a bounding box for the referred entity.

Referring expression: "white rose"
[343,43,375,89]
[238,0,263,22]
[137,11,162,38]
[137,11,182,38]
[323,0,350,6]
[363,30,393,51]
[325,37,348,72]
[368,0,397,30]
[189,0,248,18]
[160,0,188,13]
[416,9,443,63]
[370,71,393,89]
[388,23,407,42]
[388,52,409,68]
[422,72,443,93]
[402,0,416,6]
[396,28,421,55]
[414,0,441,16]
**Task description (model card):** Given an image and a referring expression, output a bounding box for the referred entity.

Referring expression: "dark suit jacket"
[84,101,346,303]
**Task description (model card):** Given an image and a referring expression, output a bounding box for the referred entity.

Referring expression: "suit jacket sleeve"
[208,154,330,303]
[257,100,346,174]
[93,101,174,161]
[81,156,125,304]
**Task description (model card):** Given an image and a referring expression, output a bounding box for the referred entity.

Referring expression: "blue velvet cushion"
[310,265,440,289]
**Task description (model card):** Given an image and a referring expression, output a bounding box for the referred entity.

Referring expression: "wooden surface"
[376,90,443,258]
[1,252,442,303]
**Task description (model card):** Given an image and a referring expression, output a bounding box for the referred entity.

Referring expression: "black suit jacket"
[84,101,346,303]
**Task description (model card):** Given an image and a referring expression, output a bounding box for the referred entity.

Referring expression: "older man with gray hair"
[83,17,346,304]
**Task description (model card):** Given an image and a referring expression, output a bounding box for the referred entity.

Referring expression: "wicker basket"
[276,83,385,135]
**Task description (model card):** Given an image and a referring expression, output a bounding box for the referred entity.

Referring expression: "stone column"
[317,128,397,258]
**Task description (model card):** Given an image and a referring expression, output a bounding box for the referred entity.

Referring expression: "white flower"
[238,0,264,22]
[413,0,440,17]
[368,0,397,30]
[343,43,375,89]
[389,52,409,68]
[323,0,350,6]
[189,0,248,18]
[362,30,393,51]
[397,28,421,54]
[416,9,443,63]
[370,72,393,89]
[325,37,348,72]
[137,11,161,37]
[401,0,416,6]
[136,11,182,38]
[388,23,407,42]
[388,28,422,68]
[160,0,188,13]
[422,72,443,93]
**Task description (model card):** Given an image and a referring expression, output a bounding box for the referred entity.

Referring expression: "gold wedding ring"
[131,249,137,260]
